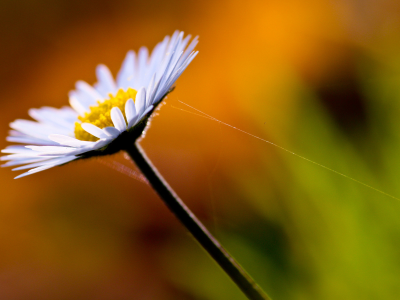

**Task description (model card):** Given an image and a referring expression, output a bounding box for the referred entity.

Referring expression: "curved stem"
[125,142,272,300]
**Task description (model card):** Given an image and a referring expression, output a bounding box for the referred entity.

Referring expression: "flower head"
[2,31,198,178]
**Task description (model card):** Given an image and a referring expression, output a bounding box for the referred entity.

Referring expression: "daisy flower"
[1,31,198,179]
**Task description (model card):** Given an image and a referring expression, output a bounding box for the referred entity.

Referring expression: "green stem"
[125,142,272,300]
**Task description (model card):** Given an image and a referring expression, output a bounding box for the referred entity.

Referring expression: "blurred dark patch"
[314,52,388,170]
[236,217,290,274]
[135,223,175,249]
[316,55,370,141]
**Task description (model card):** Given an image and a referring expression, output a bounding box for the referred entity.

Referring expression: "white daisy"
[1,31,198,179]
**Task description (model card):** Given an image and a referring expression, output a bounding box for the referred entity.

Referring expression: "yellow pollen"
[74,88,137,141]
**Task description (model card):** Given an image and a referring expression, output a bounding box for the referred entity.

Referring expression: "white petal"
[29,107,76,130]
[2,157,50,167]
[146,46,164,83]
[157,49,184,95]
[14,156,76,179]
[117,51,135,90]
[68,89,96,110]
[96,64,116,94]
[81,123,109,139]
[12,156,76,171]
[148,75,162,105]
[76,81,102,103]
[26,146,77,154]
[6,136,58,146]
[10,119,70,139]
[159,33,183,84]
[1,152,47,161]
[103,127,120,138]
[26,145,94,157]
[15,165,56,179]
[157,51,177,89]
[135,87,146,116]
[110,107,127,132]
[156,51,198,101]
[176,36,198,69]
[146,74,156,107]
[149,37,170,83]
[48,134,94,147]
[125,98,137,125]
[69,95,87,115]
[2,146,37,154]
[137,47,149,86]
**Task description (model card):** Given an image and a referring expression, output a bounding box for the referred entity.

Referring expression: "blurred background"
[1,0,400,299]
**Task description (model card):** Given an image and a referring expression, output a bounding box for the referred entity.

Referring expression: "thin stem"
[125,142,272,300]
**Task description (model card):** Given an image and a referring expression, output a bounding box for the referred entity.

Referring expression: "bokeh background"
[1,0,400,299]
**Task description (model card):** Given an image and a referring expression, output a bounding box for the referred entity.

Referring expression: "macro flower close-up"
[3,1,400,299]
[0,29,269,299]
[1,31,198,179]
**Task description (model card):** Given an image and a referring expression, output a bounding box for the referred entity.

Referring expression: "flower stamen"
[74,88,137,141]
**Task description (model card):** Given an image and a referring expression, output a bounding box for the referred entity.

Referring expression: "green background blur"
[1,0,400,299]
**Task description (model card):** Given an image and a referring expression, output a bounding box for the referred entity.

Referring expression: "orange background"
[1,0,400,299]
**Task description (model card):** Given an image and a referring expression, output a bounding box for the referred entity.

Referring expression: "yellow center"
[74,88,137,141]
